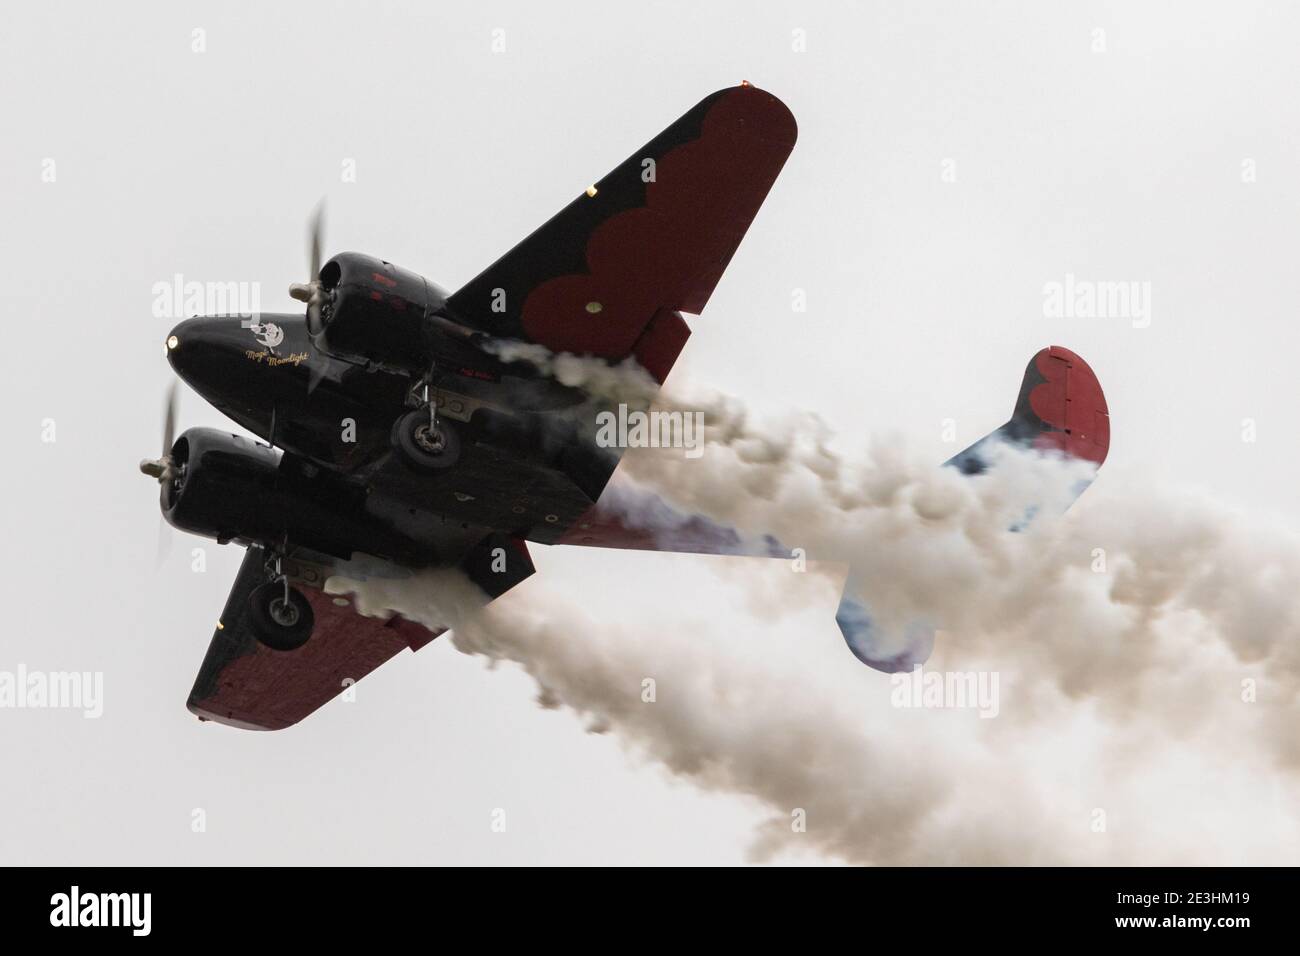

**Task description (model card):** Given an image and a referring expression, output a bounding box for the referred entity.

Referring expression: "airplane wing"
[446,84,797,384]
[187,538,534,730]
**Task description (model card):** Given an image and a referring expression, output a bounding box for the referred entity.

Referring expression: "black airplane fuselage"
[147,85,805,729]
[162,252,618,570]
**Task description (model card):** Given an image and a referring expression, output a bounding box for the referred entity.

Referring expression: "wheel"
[393,409,462,472]
[247,582,314,651]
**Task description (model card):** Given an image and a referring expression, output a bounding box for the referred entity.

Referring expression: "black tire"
[247,582,314,651]
[393,409,462,472]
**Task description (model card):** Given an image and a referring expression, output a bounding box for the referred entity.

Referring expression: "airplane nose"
[162,316,247,396]
[163,319,192,371]
[161,313,306,418]
[164,316,246,377]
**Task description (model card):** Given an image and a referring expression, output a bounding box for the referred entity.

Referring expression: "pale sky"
[2,1,1298,864]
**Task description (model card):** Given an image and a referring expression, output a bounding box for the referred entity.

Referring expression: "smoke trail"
[620,372,1300,700]
[327,561,1071,864]
[329,357,1300,862]
[618,389,1300,766]
[328,500,1297,865]
[488,339,661,406]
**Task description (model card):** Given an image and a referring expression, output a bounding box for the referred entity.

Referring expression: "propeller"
[139,381,178,483]
[140,382,180,567]
[288,203,328,336]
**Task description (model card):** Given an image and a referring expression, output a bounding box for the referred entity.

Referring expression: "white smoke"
[487,339,661,406]
[327,360,1300,864]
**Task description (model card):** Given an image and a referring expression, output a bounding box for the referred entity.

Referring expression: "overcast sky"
[2,1,1299,864]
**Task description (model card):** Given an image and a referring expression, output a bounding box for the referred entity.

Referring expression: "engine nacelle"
[160,428,439,562]
[313,252,449,371]
[162,429,282,544]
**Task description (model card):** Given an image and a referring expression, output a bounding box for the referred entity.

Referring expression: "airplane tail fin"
[945,345,1110,475]
[837,346,1111,672]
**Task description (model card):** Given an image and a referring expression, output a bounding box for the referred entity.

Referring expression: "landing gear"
[248,555,314,651]
[394,375,461,472]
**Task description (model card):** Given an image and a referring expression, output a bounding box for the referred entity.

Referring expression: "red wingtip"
[1025,346,1110,465]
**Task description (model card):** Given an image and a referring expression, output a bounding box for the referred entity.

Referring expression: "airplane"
[142,84,1109,731]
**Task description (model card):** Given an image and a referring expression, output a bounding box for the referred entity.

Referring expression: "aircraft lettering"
[244,349,309,367]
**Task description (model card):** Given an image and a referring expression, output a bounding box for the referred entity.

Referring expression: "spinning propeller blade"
[139,381,179,482]
[289,202,328,335]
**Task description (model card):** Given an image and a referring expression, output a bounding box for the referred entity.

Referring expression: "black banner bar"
[2,866,1288,941]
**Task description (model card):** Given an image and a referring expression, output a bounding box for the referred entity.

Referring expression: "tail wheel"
[248,582,314,651]
[394,409,462,472]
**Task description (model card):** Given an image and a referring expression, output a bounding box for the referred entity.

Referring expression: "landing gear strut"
[247,552,314,651]
[394,374,461,472]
